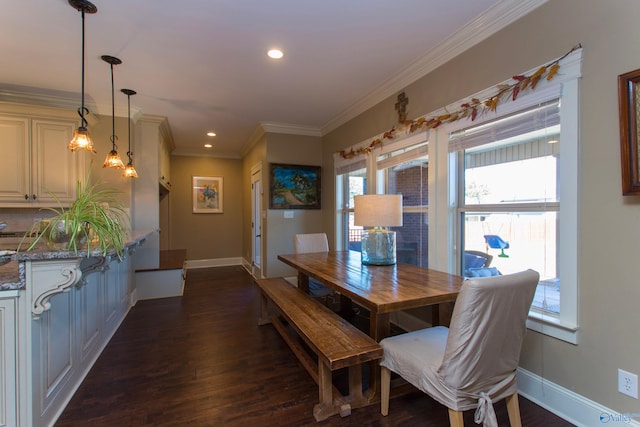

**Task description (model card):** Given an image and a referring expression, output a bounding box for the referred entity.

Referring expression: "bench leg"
[257,291,271,326]
[348,365,364,402]
[313,362,339,421]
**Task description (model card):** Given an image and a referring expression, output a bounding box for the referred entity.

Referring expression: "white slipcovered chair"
[293,233,334,298]
[380,269,539,427]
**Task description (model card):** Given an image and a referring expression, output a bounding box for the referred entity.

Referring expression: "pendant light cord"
[110,62,116,148]
[78,7,88,128]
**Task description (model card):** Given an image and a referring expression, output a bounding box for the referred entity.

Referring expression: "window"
[377,140,429,266]
[335,157,367,251]
[453,100,560,314]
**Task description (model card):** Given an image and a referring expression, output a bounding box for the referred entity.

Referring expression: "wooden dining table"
[277,250,464,401]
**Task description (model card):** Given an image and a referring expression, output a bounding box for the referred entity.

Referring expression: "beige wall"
[169,155,243,260]
[265,133,324,278]
[240,131,323,278]
[321,0,640,413]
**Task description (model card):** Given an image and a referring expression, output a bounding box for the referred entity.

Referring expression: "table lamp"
[354,194,403,265]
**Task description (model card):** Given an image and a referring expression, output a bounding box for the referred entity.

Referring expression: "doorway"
[251,164,262,278]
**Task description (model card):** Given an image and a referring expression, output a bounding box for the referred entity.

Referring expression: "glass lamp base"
[361,229,396,265]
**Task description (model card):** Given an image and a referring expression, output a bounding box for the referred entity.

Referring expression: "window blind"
[448,99,561,153]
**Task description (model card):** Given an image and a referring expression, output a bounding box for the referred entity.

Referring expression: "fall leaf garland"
[338,44,581,160]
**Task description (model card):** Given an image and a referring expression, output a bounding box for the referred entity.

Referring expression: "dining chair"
[379,269,539,427]
[293,233,334,298]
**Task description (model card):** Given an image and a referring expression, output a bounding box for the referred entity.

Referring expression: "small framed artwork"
[619,68,640,195]
[269,163,321,209]
[193,176,223,213]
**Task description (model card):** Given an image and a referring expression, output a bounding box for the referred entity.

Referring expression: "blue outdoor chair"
[484,235,509,258]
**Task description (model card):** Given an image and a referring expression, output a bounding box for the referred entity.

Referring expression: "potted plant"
[20,171,129,257]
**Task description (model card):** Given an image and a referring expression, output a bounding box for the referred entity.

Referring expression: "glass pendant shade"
[123,162,138,178]
[68,126,96,153]
[103,150,125,169]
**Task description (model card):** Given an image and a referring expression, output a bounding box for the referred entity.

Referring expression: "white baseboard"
[517,368,640,427]
[130,288,138,306]
[185,257,243,269]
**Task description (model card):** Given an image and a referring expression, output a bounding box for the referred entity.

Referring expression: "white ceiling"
[0,0,543,158]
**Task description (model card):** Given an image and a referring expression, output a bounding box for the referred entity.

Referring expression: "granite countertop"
[0,229,157,291]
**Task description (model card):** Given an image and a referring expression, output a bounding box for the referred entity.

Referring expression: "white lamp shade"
[354,194,403,227]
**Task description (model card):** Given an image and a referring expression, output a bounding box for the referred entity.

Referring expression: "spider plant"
[19,171,129,257]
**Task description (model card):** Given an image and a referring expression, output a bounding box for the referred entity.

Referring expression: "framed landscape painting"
[193,176,223,213]
[269,164,321,209]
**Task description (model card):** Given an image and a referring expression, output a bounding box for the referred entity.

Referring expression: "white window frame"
[432,48,582,344]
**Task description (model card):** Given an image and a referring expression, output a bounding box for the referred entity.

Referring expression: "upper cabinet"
[0,106,83,207]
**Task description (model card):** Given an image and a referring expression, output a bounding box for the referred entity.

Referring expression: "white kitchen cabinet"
[22,250,136,427]
[0,106,83,207]
[0,115,30,204]
[0,292,18,427]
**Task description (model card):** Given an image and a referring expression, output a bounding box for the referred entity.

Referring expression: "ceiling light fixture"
[121,89,138,178]
[207,132,216,137]
[67,0,98,153]
[204,144,213,148]
[267,48,284,59]
[102,55,125,169]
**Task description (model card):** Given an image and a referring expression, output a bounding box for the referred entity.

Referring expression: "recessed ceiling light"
[207,132,216,137]
[267,48,284,59]
[204,144,213,148]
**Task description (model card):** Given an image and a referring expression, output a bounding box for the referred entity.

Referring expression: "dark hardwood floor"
[56,266,574,426]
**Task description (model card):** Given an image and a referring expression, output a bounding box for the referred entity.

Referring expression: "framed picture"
[193,176,223,213]
[619,68,640,195]
[269,163,321,209]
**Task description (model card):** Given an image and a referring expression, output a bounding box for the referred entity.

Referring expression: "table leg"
[339,294,353,318]
[297,272,309,294]
[431,304,440,326]
[367,312,389,402]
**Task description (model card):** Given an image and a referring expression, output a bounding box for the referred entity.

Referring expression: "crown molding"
[259,121,322,137]
[321,0,549,135]
[0,88,142,121]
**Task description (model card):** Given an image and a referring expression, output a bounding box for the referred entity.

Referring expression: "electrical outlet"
[618,369,638,399]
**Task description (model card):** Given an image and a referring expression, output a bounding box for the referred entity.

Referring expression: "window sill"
[527,310,578,344]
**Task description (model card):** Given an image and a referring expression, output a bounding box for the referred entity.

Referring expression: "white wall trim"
[185,257,243,269]
[518,368,640,427]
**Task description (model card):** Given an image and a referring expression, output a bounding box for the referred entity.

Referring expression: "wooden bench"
[256,277,383,421]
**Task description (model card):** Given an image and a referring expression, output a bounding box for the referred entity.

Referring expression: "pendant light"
[102,55,125,169]
[121,89,138,178]
[67,0,97,153]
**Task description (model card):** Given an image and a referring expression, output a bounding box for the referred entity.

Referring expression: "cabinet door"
[0,297,18,427]
[0,115,30,203]
[32,119,80,204]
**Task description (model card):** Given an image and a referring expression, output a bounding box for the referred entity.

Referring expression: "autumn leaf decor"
[338,44,581,160]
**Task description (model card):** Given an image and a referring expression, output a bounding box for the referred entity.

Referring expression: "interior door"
[251,165,262,278]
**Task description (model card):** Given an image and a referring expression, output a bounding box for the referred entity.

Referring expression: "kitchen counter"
[0,229,157,291]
